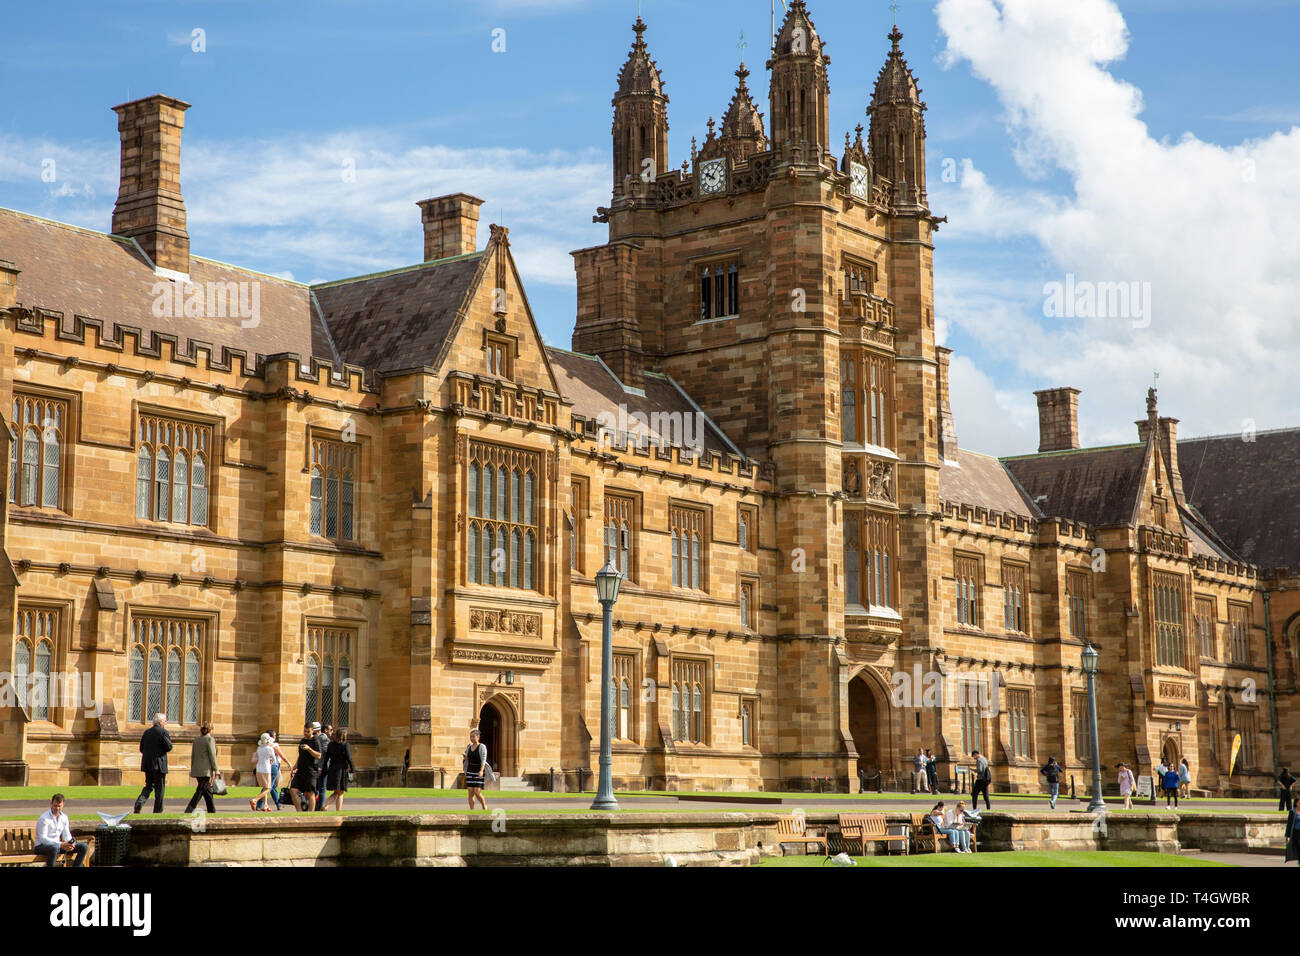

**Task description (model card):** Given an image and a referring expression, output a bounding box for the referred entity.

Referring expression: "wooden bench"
[909,813,978,854]
[0,824,94,867]
[774,815,828,855]
[837,813,908,856]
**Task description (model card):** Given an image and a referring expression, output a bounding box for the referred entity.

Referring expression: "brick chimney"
[111,95,191,275]
[417,194,483,261]
[1034,387,1081,452]
[0,261,18,310]
[937,346,957,462]
[572,242,645,391]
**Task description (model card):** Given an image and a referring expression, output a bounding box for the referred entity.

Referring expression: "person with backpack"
[1163,762,1181,808]
[971,750,991,810]
[924,749,939,794]
[1040,756,1064,809]
[463,728,489,810]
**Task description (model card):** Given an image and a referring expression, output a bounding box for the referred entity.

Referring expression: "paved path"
[1,791,1289,817]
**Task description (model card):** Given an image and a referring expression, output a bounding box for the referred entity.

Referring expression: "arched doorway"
[1161,737,1180,769]
[849,676,880,776]
[478,696,516,777]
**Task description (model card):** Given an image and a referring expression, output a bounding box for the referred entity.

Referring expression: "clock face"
[850,162,869,199]
[699,159,727,195]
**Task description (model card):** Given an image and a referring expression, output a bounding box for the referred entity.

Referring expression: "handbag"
[211,772,227,795]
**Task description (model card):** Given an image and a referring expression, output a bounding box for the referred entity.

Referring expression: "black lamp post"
[1081,642,1107,813]
[591,562,622,811]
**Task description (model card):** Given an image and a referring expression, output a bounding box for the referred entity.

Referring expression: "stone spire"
[868,26,927,207]
[767,0,830,150]
[612,17,669,194]
[699,63,768,164]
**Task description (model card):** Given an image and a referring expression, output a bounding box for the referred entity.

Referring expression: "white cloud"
[0,127,607,292]
[933,0,1300,454]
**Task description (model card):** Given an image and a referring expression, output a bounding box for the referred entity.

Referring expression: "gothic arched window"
[309,435,359,542]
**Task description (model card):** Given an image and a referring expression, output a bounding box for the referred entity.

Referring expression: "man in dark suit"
[134,713,173,814]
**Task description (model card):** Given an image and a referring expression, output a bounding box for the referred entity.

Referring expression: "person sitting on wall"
[35,794,89,867]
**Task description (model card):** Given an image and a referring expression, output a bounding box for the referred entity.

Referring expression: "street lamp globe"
[1081,642,1099,675]
[595,562,623,605]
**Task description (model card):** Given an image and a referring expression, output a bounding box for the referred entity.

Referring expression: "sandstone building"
[2,3,1297,794]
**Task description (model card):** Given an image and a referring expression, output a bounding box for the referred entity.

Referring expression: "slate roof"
[0,207,331,367]
[1001,444,1148,528]
[1178,429,1300,570]
[545,347,738,457]
[939,450,1039,518]
[313,254,484,377]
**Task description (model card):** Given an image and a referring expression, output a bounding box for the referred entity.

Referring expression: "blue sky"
[2,0,1298,455]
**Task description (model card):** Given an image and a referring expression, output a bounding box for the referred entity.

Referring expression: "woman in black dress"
[464,728,489,810]
[321,728,355,811]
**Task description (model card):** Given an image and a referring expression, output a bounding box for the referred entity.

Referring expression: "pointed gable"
[313,251,485,378]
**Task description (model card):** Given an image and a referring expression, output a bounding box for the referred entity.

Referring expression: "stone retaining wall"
[69,810,1289,866]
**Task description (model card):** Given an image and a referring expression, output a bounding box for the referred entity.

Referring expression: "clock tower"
[573,6,944,788]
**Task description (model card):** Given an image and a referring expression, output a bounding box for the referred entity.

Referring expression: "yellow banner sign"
[1229,734,1242,775]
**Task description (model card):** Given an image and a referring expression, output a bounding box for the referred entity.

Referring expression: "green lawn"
[758,850,1231,868]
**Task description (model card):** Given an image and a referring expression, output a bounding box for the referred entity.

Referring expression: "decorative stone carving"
[456,647,551,666]
[865,460,894,503]
[468,608,542,637]
[843,459,860,496]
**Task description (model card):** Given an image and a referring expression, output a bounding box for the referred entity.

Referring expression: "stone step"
[494,775,537,791]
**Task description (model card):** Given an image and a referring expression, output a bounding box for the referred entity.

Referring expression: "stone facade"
[1,3,1297,795]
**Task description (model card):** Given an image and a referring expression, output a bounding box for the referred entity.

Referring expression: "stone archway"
[849,676,880,772]
[478,695,517,777]
[1161,736,1181,769]
[848,669,894,784]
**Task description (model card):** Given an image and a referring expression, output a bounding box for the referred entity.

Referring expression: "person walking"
[184,723,219,815]
[971,750,991,810]
[322,728,356,811]
[35,794,89,867]
[1163,763,1181,808]
[924,748,939,795]
[251,733,278,811]
[1179,758,1191,799]
[1278,767,1296,813]
[265,730,288,811]
[1040,756,1064,809]
[1118,762,1137,810]
[313,723,332,811]
[290,721,322,811]
[133,713,173,814]
[913,748,929,794]
[463,728,489,810]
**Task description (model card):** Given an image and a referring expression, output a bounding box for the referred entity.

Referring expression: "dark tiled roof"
[1178,429,1300,570]
[0,207,329,368]
[545,347,737,457]
[1002,444,1148,527]
[313,254,485,377]
[940,450,1039,518]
